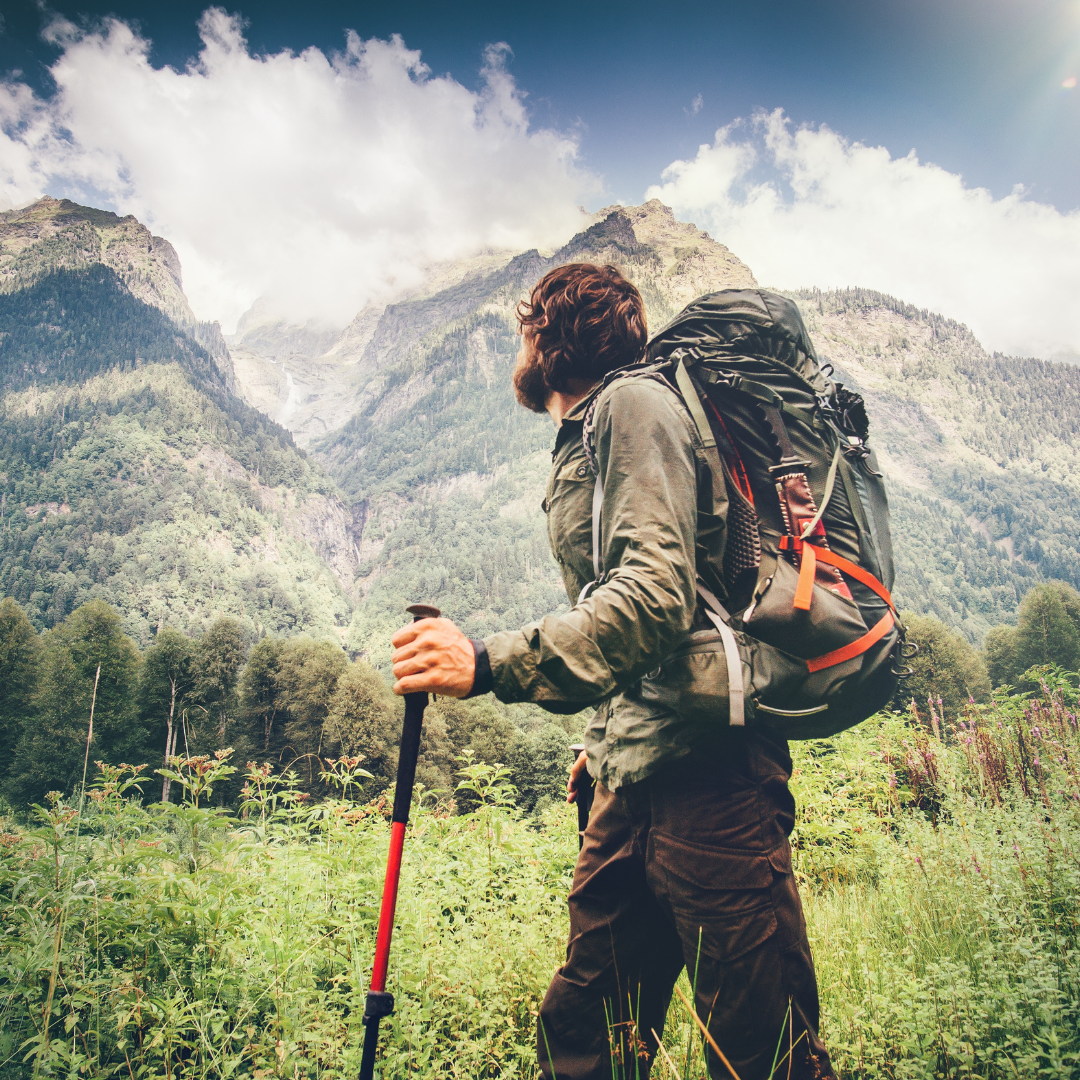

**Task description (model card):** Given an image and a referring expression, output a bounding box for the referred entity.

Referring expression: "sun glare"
[1063,76,1078,88]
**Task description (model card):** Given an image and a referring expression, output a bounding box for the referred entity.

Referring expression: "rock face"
[225,249,521,445]
[226,202,756,447]
[597,199,757,311]
[3,197,191,325]
[0,197,364,642]
[0,197,234,373]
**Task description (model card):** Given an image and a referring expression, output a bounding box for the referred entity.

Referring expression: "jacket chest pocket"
[546,459,594,573]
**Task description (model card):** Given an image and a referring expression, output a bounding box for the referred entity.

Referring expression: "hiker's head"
[513,263,647,413]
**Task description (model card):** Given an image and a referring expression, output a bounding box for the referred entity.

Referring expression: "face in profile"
[512,326,549,413]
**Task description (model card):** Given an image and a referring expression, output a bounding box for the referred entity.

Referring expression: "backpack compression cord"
[359,603,439,1080]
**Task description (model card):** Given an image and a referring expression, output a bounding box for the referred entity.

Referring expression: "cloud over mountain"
[2,10,1078,359]
[647,109,1080,360]
[0,9,594,329]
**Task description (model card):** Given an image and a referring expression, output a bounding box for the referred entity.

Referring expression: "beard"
[512,342,549,413]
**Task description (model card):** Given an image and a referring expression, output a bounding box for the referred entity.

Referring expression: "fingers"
[566,750,588,803]
[390,621,424,648]
[393,673,436,696]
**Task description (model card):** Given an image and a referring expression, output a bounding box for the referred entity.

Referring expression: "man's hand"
[566,749,589,804]
[391,617,475,697]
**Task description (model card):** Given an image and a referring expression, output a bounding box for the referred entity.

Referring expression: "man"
[390,262,835,1080]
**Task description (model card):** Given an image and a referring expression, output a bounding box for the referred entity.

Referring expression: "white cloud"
[2,9,594,329]
[647,110,1080,359]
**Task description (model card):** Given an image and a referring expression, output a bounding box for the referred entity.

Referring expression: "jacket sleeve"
[483,379,700,710]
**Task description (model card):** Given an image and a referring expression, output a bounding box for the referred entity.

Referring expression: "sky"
[1,0,1078,357]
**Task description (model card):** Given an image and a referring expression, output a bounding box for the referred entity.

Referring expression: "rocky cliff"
[0,199,365,644]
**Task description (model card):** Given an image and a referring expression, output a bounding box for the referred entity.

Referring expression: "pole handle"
[391,604,440,825]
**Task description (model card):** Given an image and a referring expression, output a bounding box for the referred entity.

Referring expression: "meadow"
[1,678,1078,1080]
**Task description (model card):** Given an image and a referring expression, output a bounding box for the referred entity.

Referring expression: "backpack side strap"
[673,358,728,511]
[695,583,746,727]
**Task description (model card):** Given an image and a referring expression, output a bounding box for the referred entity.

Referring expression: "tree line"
[895,580,1080,721]
[2,576,1074,819]
[0,596,578,817]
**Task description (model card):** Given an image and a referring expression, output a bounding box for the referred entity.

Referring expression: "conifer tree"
[194,618,245,745]
[139,628,197,801]
[238,636,286,754]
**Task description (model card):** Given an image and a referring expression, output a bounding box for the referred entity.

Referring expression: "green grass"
[1,678,1078,1078]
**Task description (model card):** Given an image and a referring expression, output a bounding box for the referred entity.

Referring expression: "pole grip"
[391,693,426,824]
[359,1017,379,1080]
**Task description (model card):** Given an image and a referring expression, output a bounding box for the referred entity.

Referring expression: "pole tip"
[406,603,441,621]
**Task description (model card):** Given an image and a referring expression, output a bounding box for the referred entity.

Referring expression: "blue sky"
[1,1,1078,357]
[5,0,1078,210]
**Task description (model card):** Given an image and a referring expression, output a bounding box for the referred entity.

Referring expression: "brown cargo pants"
[537,736,834,1080]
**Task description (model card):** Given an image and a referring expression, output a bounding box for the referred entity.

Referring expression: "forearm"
[482,559,695,708]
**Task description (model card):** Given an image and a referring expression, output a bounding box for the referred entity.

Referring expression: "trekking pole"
[569,743,594,850]
[359,603,440,1080]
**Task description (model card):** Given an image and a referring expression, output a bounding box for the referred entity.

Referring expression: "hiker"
[390,264,853,1080]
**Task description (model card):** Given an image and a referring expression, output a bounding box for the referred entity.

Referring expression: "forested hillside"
[240,202,1080,651]
[797,288,1080,639]
[6,193,1080,658]
[0,199,358,644]
[308,203,761,656]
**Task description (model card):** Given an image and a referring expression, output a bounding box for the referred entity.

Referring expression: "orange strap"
[806,611,895,673]
[777,536,898,672]
[793,542,815,611]
[779,536,896,614]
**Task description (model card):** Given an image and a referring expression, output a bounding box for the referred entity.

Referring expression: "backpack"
[582,288,911,739]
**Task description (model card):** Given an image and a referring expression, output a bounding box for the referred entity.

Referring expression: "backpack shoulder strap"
[673,357,727,510]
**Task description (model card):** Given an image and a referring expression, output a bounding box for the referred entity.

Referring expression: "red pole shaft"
[370,820,407,992]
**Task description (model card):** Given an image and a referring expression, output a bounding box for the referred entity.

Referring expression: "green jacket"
[483,375,735,789]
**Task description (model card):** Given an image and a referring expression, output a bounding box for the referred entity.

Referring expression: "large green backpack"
[583,288,910,739]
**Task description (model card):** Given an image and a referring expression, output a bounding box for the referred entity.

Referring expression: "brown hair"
[513,263,646,411]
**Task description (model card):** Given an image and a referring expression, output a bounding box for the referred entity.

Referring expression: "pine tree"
[139,628,197,801]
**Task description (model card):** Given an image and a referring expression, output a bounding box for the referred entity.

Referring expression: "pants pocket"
[647,829,778,963]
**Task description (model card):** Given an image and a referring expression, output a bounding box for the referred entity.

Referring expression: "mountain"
[248,202,761,656]
[222,199,1077,651]
[0,195,228,362]
[5,194,1075,657]
[794,288,1080,639]
[0,198,361,645]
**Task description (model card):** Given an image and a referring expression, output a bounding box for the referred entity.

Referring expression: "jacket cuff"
[465,639,494,698]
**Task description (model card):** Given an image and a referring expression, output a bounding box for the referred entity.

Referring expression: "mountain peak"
[0,195,196,329]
